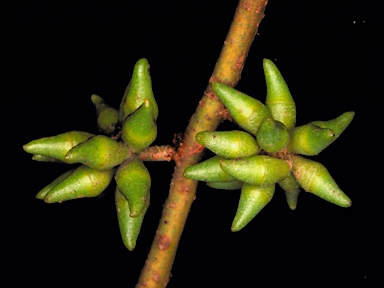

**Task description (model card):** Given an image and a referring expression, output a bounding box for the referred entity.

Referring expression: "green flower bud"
[32,154,65,163]
[206,180,243,190]
[115,187,150,251]
[310,111,355,142]
[44,165,114,203]
[36,169,75,199]
[278,174,301,210]
[263,59,296,130]
[256,117,290,153]
[91,94,119,135]
[119,58,158,122]
[23,131,94,163]
[115,156,151,217]
[290,155,351,207]
[231,184,275,232]
[219,155,291,186]
[64,135,131,170]
[286,124,335,156]
[183,155,237,182]
[196,130,260,159]
[212,82,271,135]
[121,99,157,153]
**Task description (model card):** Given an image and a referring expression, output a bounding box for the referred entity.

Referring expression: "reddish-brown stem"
[136,1,268,287]
[138,145,175,162]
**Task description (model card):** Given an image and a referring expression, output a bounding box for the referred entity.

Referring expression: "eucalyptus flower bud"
[115,156,151,217]
[310,111,355,142]
[23,131,94,163]
[212,82,271,135]
[219,155,291,186]
[119,58,158,122]
[35,169,75,199]
[231,184,275,232]
[196,130,260,159]
[263,59,296,129]
[32,154,65,163]
[278,174,301,210]
[115,187,150,251]
[65,135,132,170]
[44,165,114,203]
[256,117,290,153]
[91,94,119,135]
[121,99,157,153]
[286,124,335,156]
[290,155,351,207]
[183,155,237,182]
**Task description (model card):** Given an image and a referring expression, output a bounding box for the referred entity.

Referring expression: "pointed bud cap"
[91,94,109,113]
[121,99,157,153]
[115,187,150,251]
[290,155,351,207]
[23,131,94,163]
[207,180,243,190]
[220,155,291,186]
[44,165,114,203]
[35,169,75,199]
[65,135,132,170]
[263,59,296,130]
[310,111,355,142]
[286,124,335,156]
[115,156,151,217]
[212,82,271,135]
[278,174,301,210]
[256,117,290,153]
[183,155,237,182]
[119,58,158,122]
[284,189,300,211]
[231,184,275,232]
[196,130,260,159]
[91,94,119,135]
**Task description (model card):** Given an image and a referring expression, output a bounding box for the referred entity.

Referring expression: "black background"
[10,1,382,287]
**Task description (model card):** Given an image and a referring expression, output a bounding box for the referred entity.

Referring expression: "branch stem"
[138,145,175,162]
[136,1,268,286]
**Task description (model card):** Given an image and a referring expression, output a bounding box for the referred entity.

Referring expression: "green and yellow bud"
[219,155,291,186]
[183,155,237,182]
[35,169,75,199]
[23,131,94,163]
[196,130,260,159]
[44,165,114,203]
[119,58,158,122]
[256,117,290,153]
[263,59,296,129]
[91,94,119,135]
[115,156,151,217]
[310,111,355,142]
[286,124,335,156]
[290,155,351,207]
[115,187,150,251]
[212,82,271,135]
[65,135,132,170]
[32,154,65,163]
[278,173,301,210]
[121,99,157,153]
[231,184,275,232]
[206,180,243,190]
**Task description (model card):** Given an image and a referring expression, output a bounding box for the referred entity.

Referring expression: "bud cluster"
[183,59,354,231]
[23,58,158,250]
